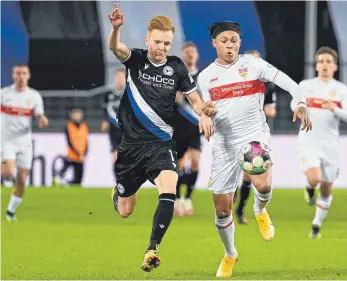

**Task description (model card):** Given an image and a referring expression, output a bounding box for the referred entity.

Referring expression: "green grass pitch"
[1,187,347,280]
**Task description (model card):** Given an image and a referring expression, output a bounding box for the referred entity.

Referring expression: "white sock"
[253,188,272,215]
[7,194,23,214]
[215,214,237,257]
[312,195,333,227]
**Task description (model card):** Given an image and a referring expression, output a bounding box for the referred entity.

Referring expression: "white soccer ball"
[238,141,274,175]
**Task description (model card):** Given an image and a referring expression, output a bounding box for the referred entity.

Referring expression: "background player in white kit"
[197,21,312,278]
[1,64,49,221]
[291,47,347,239]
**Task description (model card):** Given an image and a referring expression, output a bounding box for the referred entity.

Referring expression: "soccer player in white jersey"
[1,64,49,221]
[291,47,347,239]
[197,21,312,278]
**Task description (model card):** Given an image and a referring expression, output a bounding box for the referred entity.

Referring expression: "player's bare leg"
[305,167,322,206]
[6,166,29,221]
[174,157,186,216]
[250,169,275,241]
[111,185,138,218]
[1,160,15,187]
[235,172,251,224]
[141,170,177,272]
[213,192,238,278]
[309,181,333,239]
[184,148,200,216]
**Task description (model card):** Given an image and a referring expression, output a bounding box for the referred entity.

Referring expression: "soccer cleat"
[111,185,119,212]
[53,176,61,186]
[255,211,275,241]
[237,214,248,224]
[141,250,161,272]
[304,188,316,206]
[174,199,185,216]
[5,210,17,222]
[309,225,321,239]
[184,198,194,216]
[216,253,238,278]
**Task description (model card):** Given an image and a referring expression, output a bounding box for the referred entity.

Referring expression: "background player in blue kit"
[101,68,125,180]
[174,42,201,216]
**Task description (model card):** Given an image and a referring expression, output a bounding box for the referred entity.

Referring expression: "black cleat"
[6,210,16,221]
[304,188,316,206]
[237,213,248,224]
[111,185,119,212]
[309,225,321,239]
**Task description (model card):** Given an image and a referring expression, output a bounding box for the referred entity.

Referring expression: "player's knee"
[119,211,131,218]
[254,181,272,194]
[2,174,14,181]
[1,166,14,178]
[118,202,135,218]
[119,206,133,218]
[307,176,320,188]
[215,209,232,218]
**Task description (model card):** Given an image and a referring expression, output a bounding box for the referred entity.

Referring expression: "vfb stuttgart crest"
[238,67,248,79]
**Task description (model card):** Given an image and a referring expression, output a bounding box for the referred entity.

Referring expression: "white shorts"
[1,138,33,170]
[299,145,339,183]
[208,132,271,195]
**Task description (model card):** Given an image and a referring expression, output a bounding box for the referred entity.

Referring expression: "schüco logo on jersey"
[138,70,175,86]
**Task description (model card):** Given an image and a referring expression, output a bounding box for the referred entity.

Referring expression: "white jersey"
[1,85,44,140]
[297,78,347,146]
[198,54,289,146]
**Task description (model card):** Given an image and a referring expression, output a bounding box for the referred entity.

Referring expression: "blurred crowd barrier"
[29,133,347,188]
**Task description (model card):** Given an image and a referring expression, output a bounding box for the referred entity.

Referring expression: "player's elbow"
[264,105,276,118]
[290,99,297,112]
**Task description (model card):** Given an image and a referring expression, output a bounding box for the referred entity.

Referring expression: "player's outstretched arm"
[186,91,216,117]
[36,115,49,128]
[257,58,311,131]
[186,91,216,140]
[34,93,49,128]
[276,73,312,131]
[108,3,130,62]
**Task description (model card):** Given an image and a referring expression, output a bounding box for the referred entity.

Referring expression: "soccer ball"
[238,141,274,175]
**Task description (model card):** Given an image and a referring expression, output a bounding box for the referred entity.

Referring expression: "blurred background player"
[173,42,201,217]
[234,49,277,224]
[198,21,311,278]
[291,47,347,239]
[107,4,215,272]
[54,109,89,186]
[101,68,125,180]
[1,64,49,221]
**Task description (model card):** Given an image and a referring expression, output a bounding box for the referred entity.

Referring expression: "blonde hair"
[315,46,338,63]
[148,16,175,34]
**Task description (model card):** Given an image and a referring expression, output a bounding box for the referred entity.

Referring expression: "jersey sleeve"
[178,60,197,95]
[334,85,347,122]
[120,48,145,68]
[197,72,210,102]
[255,58,280,82]
[34,91,44,116]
